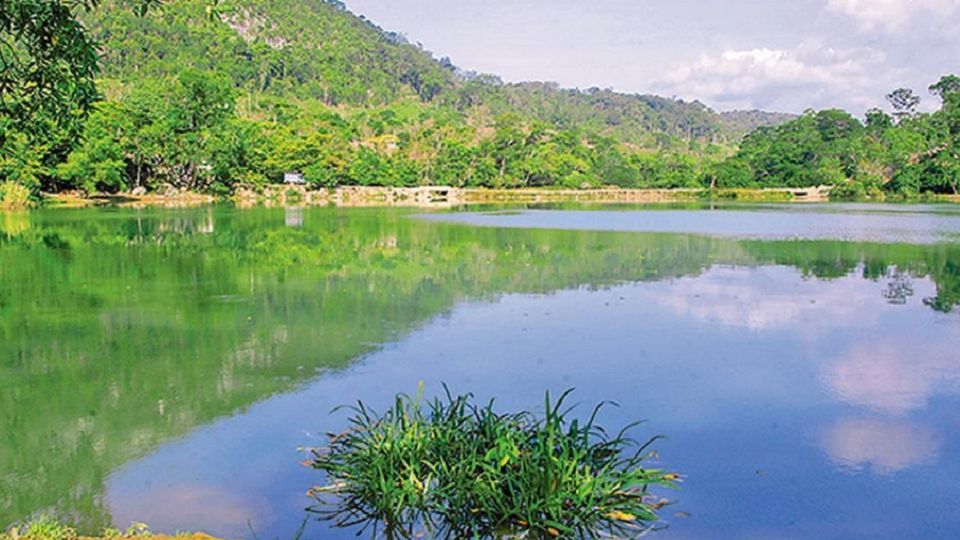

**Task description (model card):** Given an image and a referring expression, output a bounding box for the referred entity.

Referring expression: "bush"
[830,178,886,201]
[310,386,679,539]
[0,181,33,209]
[3,516,76,540]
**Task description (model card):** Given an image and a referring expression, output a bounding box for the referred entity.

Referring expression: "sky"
[342,0,960,114]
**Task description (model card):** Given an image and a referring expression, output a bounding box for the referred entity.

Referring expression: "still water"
[2,204,959,539]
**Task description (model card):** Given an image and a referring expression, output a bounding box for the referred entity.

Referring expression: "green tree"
[0,0,160,190]
[887,88,921,121]
[55,105,127,192]
[929,74,960,103]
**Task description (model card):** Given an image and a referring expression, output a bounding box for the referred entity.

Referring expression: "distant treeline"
[713,78,960,198]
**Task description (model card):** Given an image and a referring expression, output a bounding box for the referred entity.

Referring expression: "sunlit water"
[2,204,959,540]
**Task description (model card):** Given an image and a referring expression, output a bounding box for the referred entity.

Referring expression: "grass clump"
[1,519,214,540]
[2,516,76,540]
[0,182,34,210]
[310,386,679,539]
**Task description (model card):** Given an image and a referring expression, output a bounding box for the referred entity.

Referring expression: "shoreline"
[38,186,832,210]
[21,185,960,211]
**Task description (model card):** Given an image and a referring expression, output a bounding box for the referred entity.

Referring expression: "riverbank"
[33,185,850,210]
[21,184,960,211]
[45,190,217,209]
[1,520,219,540]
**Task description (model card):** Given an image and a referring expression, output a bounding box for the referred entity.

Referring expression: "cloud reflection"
[109,484,273,537]
[823,343,960,415]
[651,267,874,331]
[820,418,940,474]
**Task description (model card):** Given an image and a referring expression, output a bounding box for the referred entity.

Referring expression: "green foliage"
[2,518,157,540]
[0,0,794,196]
[721,76,960,197]
[31,0,960,197]
[0,181,32,209]
[311,387,677,539]
[55,105,128,192]
[0,130,46,196]
[87,0,456,107]
[4,516,77,540]
[829,178,885,201]
[0,0,100,136]
[472,83,781,146]
[719,109,865,189]
[0,0,161,191]
[929,75,960,103]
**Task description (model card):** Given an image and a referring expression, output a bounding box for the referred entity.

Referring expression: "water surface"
[1,204,959,539]
[419,203,960,243]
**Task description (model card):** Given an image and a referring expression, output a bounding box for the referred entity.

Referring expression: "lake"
[2,203,959,540]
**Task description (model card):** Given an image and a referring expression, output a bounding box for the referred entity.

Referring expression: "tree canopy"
[712,75,960,198]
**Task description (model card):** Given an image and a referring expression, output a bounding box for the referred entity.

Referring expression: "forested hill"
[89,0,456,106]
[84,0,788,145]
[0,0,798,201]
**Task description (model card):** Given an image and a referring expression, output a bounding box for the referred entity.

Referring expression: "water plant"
[0,182,33,210]
[2,516,76,540]
[309,386,679,539]
[0,518,212,540]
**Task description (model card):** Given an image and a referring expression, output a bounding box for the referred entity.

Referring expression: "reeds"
[310,386,679,539]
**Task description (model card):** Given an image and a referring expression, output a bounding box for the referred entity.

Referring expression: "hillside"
[85,0,789,145]
[0,0,801,200]
[89,0,456,105]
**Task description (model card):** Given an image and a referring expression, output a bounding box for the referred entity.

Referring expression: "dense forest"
[712,80,960,197]
[0,0,956,204]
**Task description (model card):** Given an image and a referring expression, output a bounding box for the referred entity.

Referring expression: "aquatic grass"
[310,386,679,539]
[0,182,33,210]
[1,519,153,540]
[2,516,77,540]
[1,518,209,540]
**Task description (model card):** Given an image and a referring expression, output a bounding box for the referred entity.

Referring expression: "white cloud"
[826,0,960,32]
[654,43,895,113]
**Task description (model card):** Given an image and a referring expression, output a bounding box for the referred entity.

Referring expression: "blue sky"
[343,0,960,114]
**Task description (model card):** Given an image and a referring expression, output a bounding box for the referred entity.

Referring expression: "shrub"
[0,182,33,209]
[830,178,886,201]
[310,386,679,539]
[3,516,76,540]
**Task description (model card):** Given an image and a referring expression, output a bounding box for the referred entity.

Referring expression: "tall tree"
[929,74,960,103]
[886,88,921,121]
[0,0,160,134]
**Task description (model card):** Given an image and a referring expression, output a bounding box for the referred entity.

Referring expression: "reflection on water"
[820,418,940,474]
[421,205,960,243]
[0,211,29,237]
[645,266,882,331]
[2,205,960,539]
[824,342,960,415]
